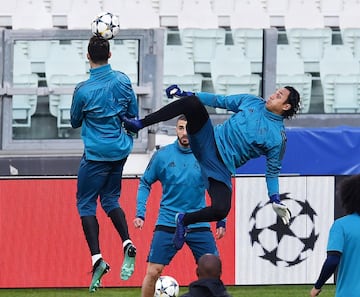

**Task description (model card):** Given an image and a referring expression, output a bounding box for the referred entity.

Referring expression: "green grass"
[0,285,335,297]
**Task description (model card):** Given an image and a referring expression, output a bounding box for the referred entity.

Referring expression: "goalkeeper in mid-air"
[122,84,300,249]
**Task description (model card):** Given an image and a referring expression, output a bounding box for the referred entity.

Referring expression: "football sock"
[108,207,130,242]
[81,215,101,256]
[92,254,102,266]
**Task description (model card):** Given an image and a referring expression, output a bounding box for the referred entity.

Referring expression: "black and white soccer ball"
[154,275,179,297]
[91,12,120,40]
[249,194,319,267]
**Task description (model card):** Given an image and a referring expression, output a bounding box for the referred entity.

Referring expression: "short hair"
[88,35,110,64]
[282,86,300,119]
[177,114,187,122]
[196,254,222,279]
[339,174,360,215]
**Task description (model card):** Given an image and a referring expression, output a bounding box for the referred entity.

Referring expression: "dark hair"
[282,86,300,119]
[87,35,110,64]
[177,114,187,122]
[339,174,360,215]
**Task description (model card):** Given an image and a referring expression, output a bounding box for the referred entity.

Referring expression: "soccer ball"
[91,12,120,40]
[154,276,179,297]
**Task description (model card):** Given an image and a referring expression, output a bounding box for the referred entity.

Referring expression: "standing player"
[122,84,300,249]
[71,35,137,292]
[310,174,360,297]
[133,115,226,297]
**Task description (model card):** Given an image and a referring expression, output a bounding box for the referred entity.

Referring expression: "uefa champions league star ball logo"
[249,193,319,267]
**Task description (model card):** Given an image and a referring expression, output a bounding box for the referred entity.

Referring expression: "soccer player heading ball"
[122,84,300,249]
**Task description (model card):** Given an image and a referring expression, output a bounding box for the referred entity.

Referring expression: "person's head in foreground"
[196,254,222,279]
[339,174,360,215]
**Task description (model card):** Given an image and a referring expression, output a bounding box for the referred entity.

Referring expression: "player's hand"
[166,84,194,98]
[270,194,291,225]
[215,227,226,240]
[133,217,144,229]
[272,202,291,225]
[310,287,322,296]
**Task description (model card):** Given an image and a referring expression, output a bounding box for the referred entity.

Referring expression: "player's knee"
[186,95,202,109]
[146,264,163,279]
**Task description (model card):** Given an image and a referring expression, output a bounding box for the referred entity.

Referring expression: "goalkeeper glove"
[166,84,194,98]
[120,115,143,133]
[270,194,291,225]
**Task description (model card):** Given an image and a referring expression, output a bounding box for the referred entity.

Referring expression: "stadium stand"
[320,45,360,113]
[180,28,226,74]
[276,44,312,113]
[284,0,332,73]
[210,45,261,98]
[178,0,218,29]
[163,45,202,104]
[13,44,39,127]
[12,0,52,29]
[45,42,88,128]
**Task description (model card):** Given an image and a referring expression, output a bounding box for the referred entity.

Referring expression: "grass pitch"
[0,284,335,297]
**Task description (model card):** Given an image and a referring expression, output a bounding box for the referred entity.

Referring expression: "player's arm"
[134,152,160,227]
[266,143,291,225]
[310,251,341,296]
[70,85,85,128]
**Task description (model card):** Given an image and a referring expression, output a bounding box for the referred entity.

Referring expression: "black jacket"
[180,278,232,297]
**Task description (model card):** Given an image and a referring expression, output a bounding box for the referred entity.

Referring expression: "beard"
[178,136,190,147]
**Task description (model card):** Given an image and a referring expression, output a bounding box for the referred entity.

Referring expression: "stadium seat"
[285,0,332,73]
[266,0,288,27]
[12,0,52,29]
[49,0,72,27]
[210,45,261,98]
[318,0,343,27]
[163,45,202,104]
[0,1,16,27]
[230,0,271,29]
[12,44,39,127]
[115,0,160,29]
[276,45,312,113]
[67,0,102,29]
[158,0,182,27]
[320,45,360,113]
[110,41,139,85]
[339,2,360,67]
[211,0,234,27]
[232,29,265,74]
[180,28,226,73]
[45,42,88,127]
[178,0,218,29]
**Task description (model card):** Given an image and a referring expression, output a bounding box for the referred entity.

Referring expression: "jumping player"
[122,84,300,249]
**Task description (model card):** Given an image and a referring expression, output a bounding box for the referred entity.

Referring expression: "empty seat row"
[2,0,360,29]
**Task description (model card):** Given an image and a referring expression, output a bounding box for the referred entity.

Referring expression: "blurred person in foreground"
[310,174,360,297]
[134,115,226,297]
[180,253,232,297]
[71,35,138,292]
[122,84,300,249]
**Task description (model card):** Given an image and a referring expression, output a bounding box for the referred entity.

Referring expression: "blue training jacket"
[196,92,287,197]
[71,64,138,161]
[136,140,224,229]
